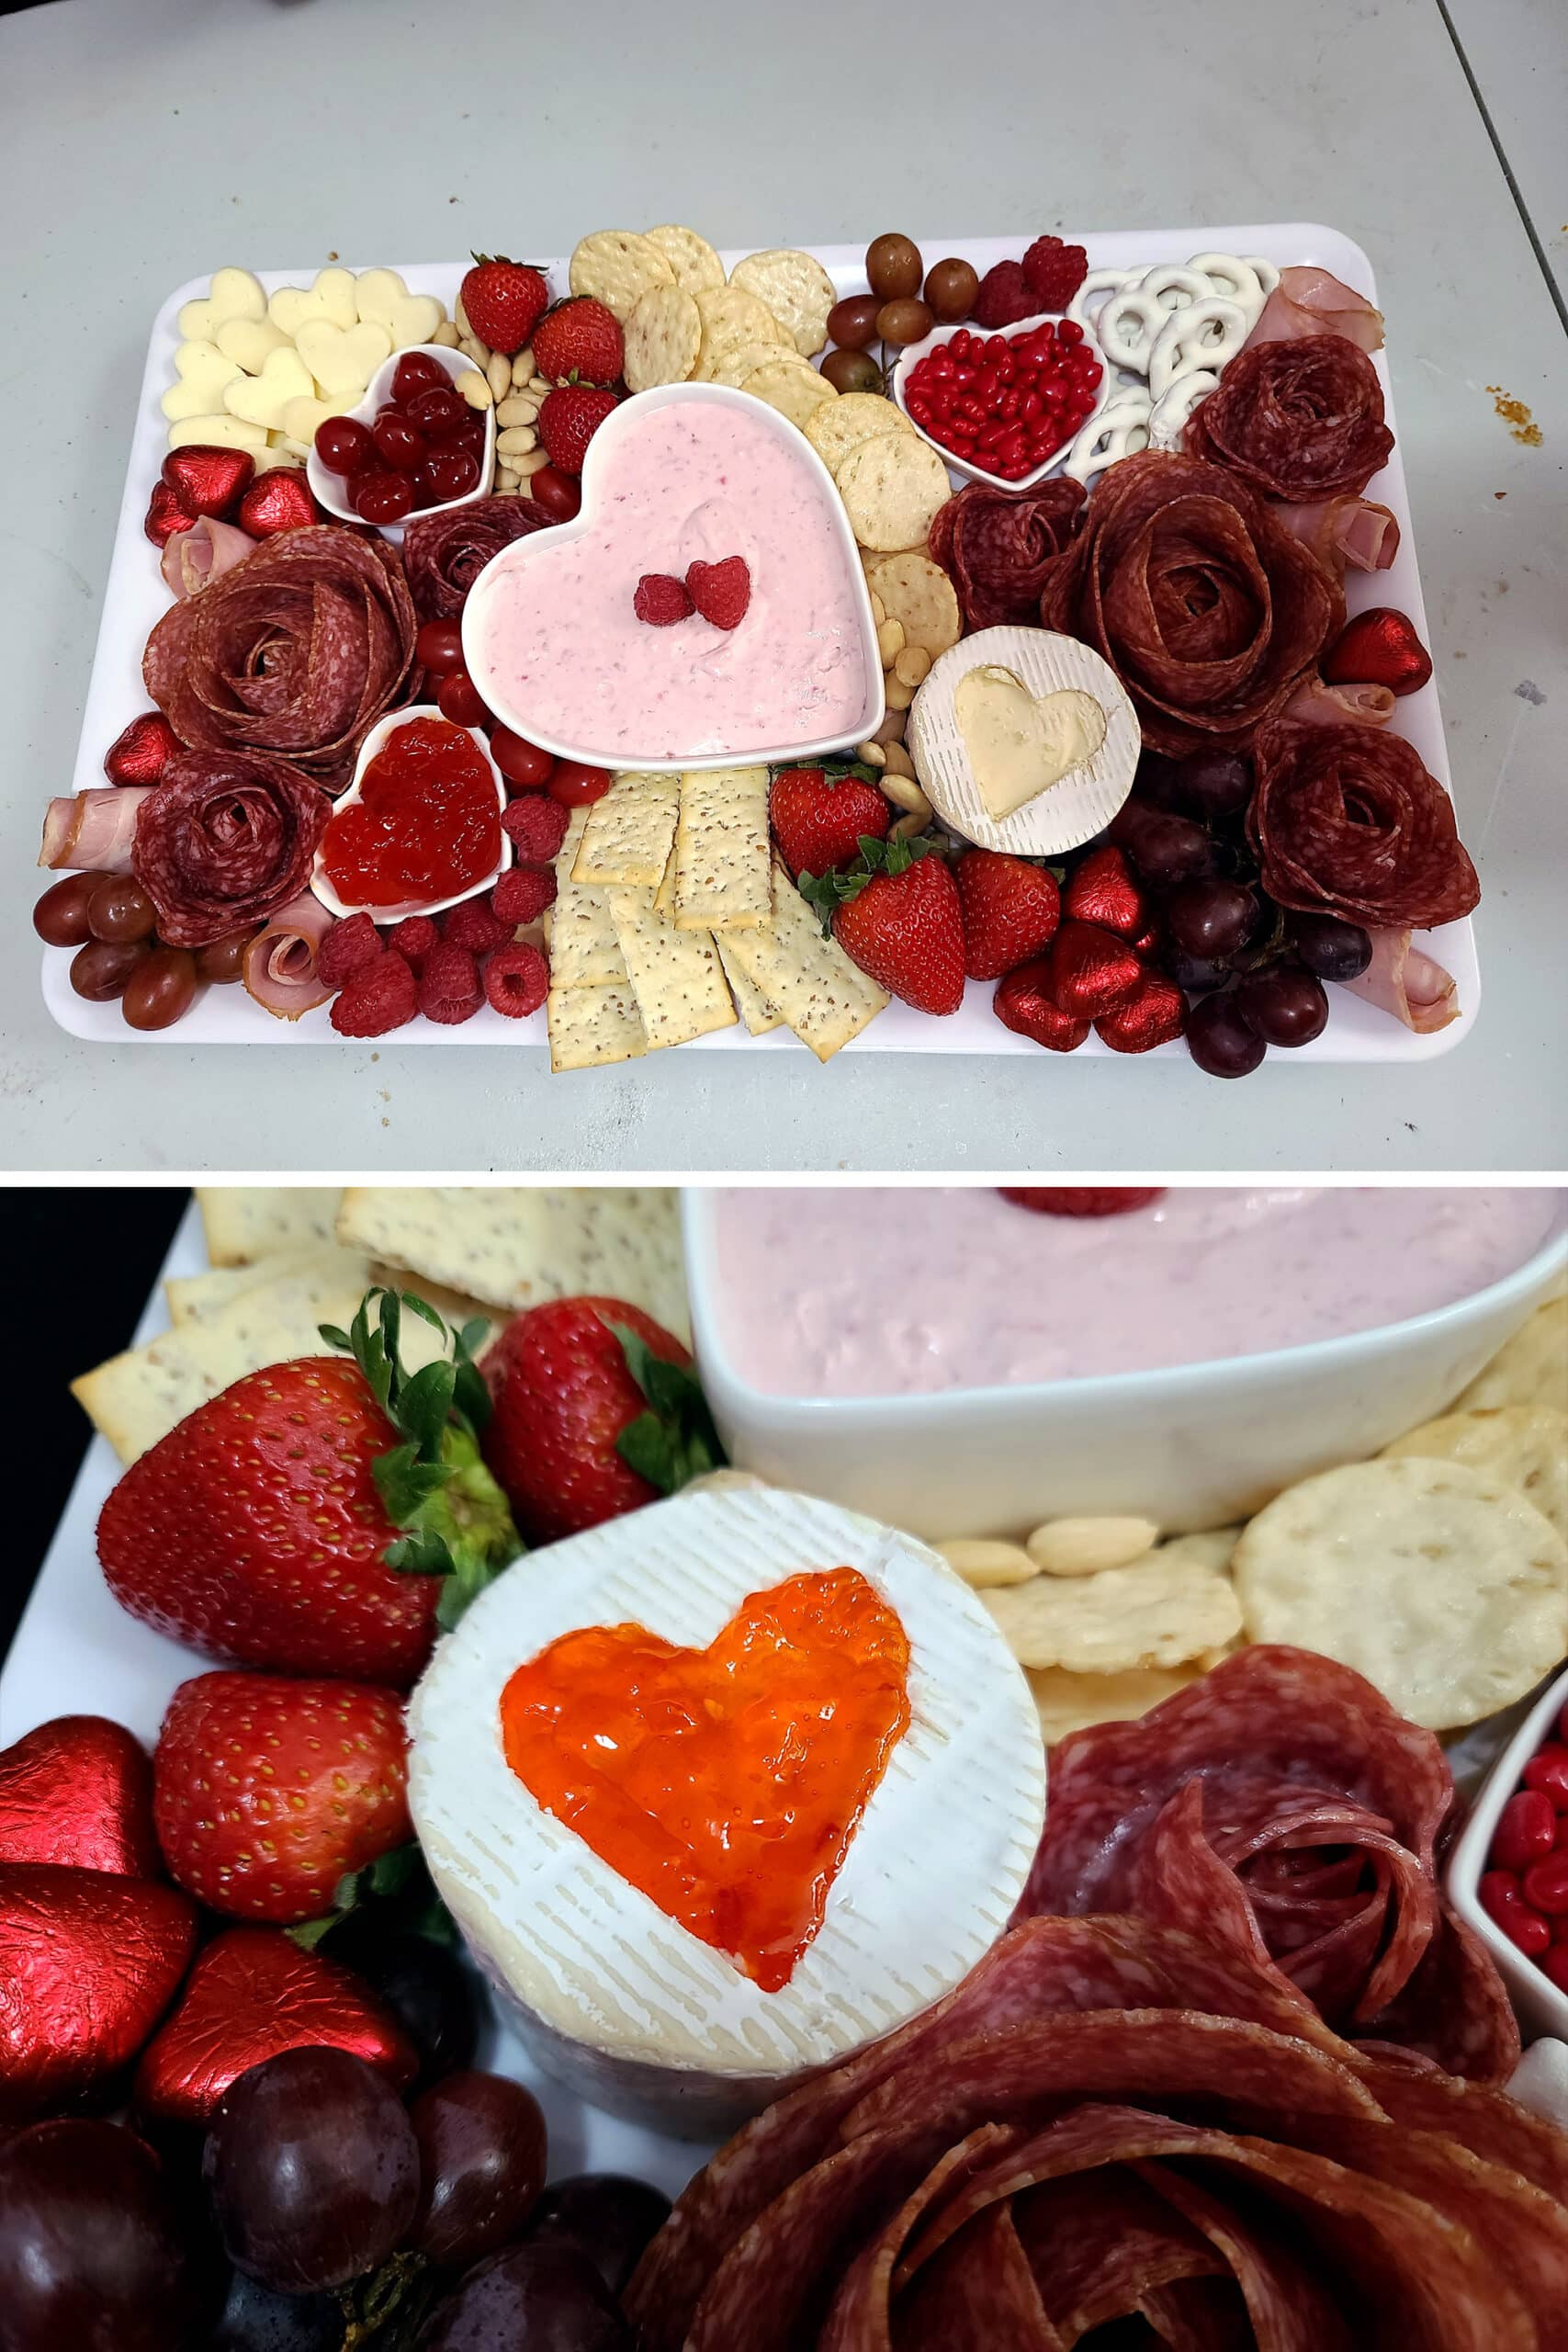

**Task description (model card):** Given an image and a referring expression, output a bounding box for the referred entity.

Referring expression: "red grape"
[1235,962,1329,1046]
[122,945,199,1031]
[410,2071,547,2266]
[0,2120,205,2352]
[524,2173,672,2297]
[437,668,490,727]
[418,2241,631,2352]
[32,873,97,946]
[490,728,556,788]
[416,618,467,675]
[87,875,158,943]
[1164,878,1258,960]
[529,465,582,522]
[1186,989,1266,1078]
[209,2267,342,2350]
[1288,910,1373,983]
[1135,750,1253,823]
[70,935,149,1000]
[195,930,253,984]
[202,2048,418,2295]
[323,1926,482,2091]
[314,415,372,476]
[547,762,612,808]
[1166,945,1232,994]
[1109,800,1215,887]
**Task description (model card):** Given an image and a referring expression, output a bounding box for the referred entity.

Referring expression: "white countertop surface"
[4,0,1565,1173]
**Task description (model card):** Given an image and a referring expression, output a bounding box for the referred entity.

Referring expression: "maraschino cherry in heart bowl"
[893,311,1110,492]
[305,344,496,537]
[310,706,509,923]
[461,384,886,774]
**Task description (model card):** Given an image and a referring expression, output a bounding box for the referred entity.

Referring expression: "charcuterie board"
[39,224,1480,1069]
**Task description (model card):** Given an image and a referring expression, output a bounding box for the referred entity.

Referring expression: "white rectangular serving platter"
[0,1201,717,2199]
[43,226,1478,1060]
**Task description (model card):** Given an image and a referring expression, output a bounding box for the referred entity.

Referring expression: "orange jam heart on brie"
[499,1566,911,1992]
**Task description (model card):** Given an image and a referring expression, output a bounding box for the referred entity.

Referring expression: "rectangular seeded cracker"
[549,808,631,989]
[546,982,648,1072]
[721,857,888,1060]
[572,773,682,891]
[608,876,737,1050]
[672,767,770,932]
[715,933,783,1035]
[197,1186,342,1265]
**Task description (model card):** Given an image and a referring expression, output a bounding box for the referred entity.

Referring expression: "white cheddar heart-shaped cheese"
[953,667,1108,819]
[177,267,266,344]
[253,444,305,472]
[161,340,243,422]
[167,412,269,454]
[354,267,445,346]
[268,267,358,335]
[295,318,392,396]
[223,345,316,429]
[216,315,291,373]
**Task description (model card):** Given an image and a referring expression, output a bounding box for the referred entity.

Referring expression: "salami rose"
[142,524,419,792]
[928,477,1085,631]
[401,494,554,621]
[1036,450,1343,754]
[1186,333,1394,503]
[131,750,330,948]
[1249,718,1480,930]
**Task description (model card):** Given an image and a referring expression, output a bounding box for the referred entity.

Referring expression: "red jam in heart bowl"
[314,710,507,922]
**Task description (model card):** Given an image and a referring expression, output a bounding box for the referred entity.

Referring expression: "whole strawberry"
[771,764,890,879]
[999,1188,1167,1216]
[539,384,620,476]
[96,1293,519,1686]
[804,836,965,1015]
[459,254,549,356]
[153,1672,411,1924]
[955,848,1060,978]
[532,297,624,387]
[481,1297,722,1548]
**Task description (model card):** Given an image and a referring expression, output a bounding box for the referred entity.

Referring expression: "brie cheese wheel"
[409,1484,1045,2138]
[909,624,1139,856]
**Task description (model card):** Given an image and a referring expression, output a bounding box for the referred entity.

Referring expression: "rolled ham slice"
[1343,927,1461,1034]
[1247,266,1385,353]
[39,786,152,873]
[159,515,256,602]
[1283,676,1396,727]
[1274,497,1400,576]
[242,890,337,1020]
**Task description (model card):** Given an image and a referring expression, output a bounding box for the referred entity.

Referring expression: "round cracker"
[623,284,702,391]
[981,1555,1241,1676]
[643,222,726,294]
[1382,1405,1567,1539]
[863,552,963,660]
[730,248,839,357]
[692,283,788,375]
[698,337,804,391]
[836,432,954,553]
[805,391,912,475]
[1233,1454,1568,1730]
[1451,1296,1567,1414]
[741,357,838,432]
[1028,1661,1212,1745]
[569,230,674,323]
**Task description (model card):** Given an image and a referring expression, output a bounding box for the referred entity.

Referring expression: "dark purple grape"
[1187,989,1267,1078]
[1288,910,1373,983]
[524,2173,673,2298]
[1109,800,1216,886]
[411,2071,547,2267]
[202,2048,418,2295]
[1235,962,1329,1046]
[1164,878,1258,960]
[209,2268,343,2350]
[1165,945,1232,993]
[0,2119,205,2352]
[1134,750,1253,823]
[416,2239,632,2351]
[325,1928,483,2091]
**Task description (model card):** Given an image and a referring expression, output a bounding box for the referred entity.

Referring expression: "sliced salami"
[1185,333,1394,502]
[927,479,1085,632]
[895,2202,1066,2350]
[401,493,554,620]
[130,750,330,949]
[1248,719,1481,930]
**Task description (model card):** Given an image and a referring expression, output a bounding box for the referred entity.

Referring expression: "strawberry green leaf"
[607,1321,727,1496]
[288,1843,458,1958]
[318,1322,353,1353]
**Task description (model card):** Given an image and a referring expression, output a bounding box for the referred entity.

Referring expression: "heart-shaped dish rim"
[892,310,1111,493]
[309,704,510,922]
[305,344,496,538]
[459,382,886,775]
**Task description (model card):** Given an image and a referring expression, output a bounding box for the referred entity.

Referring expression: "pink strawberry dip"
[464,392,872,763]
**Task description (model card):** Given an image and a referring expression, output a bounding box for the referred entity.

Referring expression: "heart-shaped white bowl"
[309,705,510,922]
[892,311,1111,493]
[305,345,496,539]
[460,382,886,775]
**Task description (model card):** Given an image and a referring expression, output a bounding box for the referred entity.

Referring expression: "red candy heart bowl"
[461,384,886,773]
[893,311,1111,493]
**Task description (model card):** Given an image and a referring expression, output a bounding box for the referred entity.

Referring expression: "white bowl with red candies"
[892,311,1108,492]
[1450,1662,1568,2041]
[305,345,495,533]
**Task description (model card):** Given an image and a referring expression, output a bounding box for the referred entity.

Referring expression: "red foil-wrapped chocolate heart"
[1096,969,1188,1053]
[134,1928,417,2125]
[103,711,181,788]
[1062,843,1148,937]
[236,467,320,540]
[0,1864,197,2122]
[0,1716,159,1876]
[162,444,255,517]
[143,480,197,548]
[1322,605,1433,697]
[1047,919,1144,1019]
[993,957,1091,1052]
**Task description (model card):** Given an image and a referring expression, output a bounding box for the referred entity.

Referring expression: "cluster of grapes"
[1110,751,1372,1080]
[0,1933,664,2351]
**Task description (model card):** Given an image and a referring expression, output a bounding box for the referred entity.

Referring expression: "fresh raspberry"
[532,297,624,388]
[502,793,570,864]
[492,865,557,925]
[685,556,750,631]
[1021,235,1089,310]
[386,913,440,975]
[633,571,694,628]
[972,260,1037,329]
[538,384,619,475]
[316,912,384,991]
[417,941,484,1025]
[444,896,513,955]
[998,1188,1167,1217]
[330,951,418,1037]
[484,942,549,1019]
